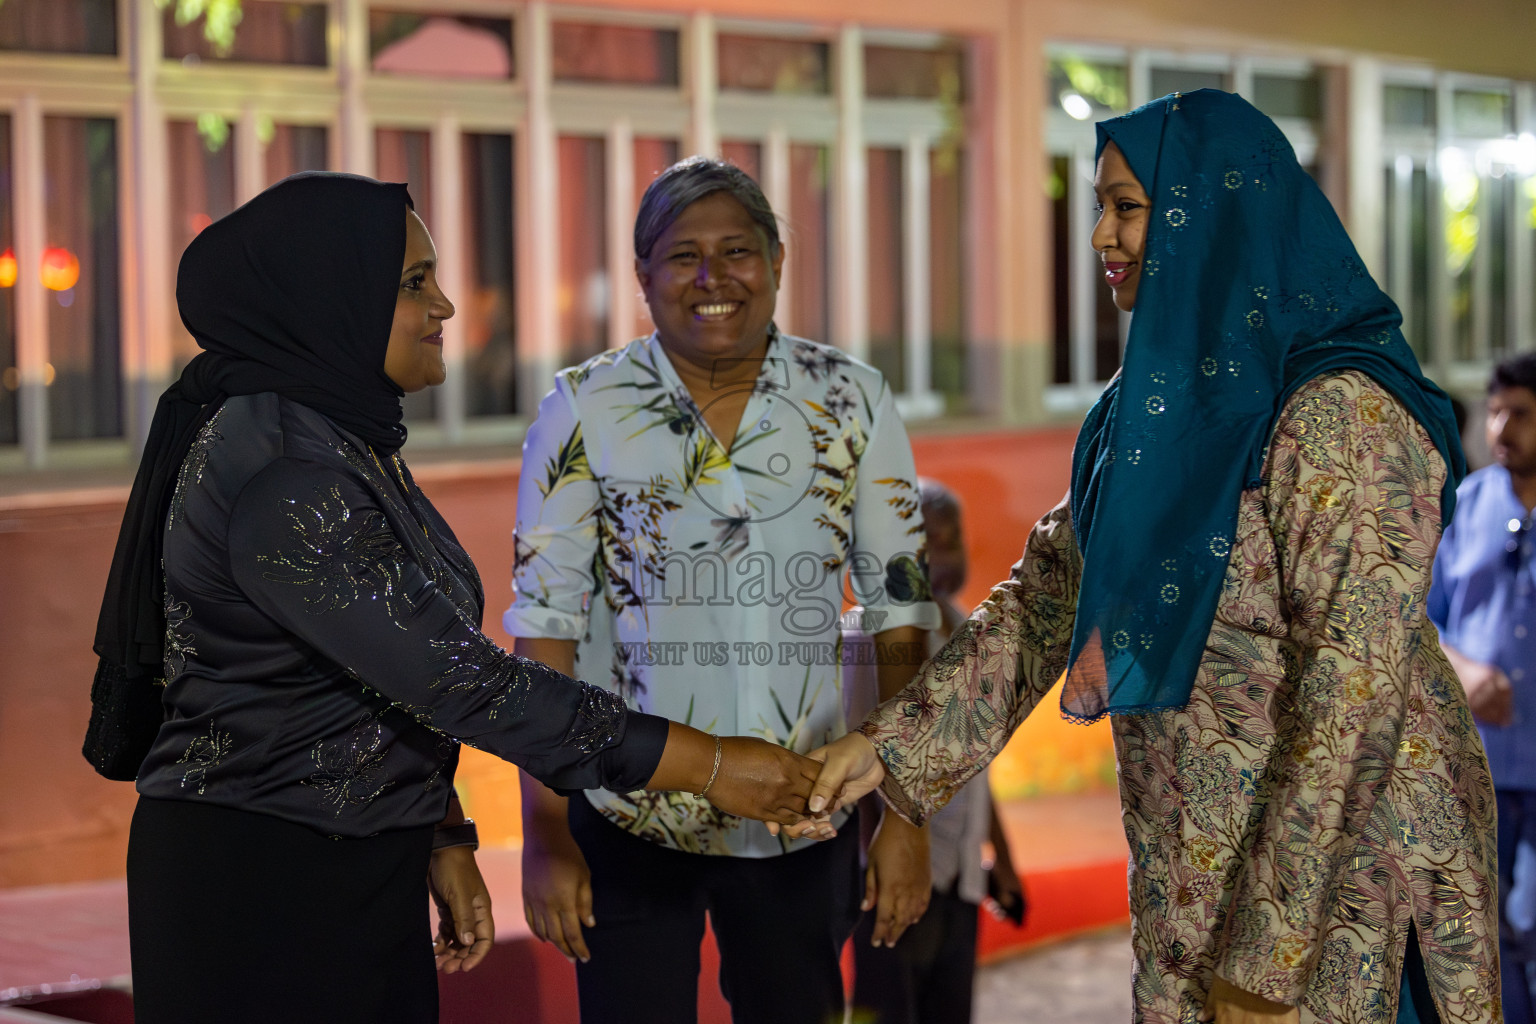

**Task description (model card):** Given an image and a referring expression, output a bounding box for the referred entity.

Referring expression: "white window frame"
[1381,68,1535,391]
[0,0,976,468]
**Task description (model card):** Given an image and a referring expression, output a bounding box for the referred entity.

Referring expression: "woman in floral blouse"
[801,91,1497,1024]
[507,157,939,1023]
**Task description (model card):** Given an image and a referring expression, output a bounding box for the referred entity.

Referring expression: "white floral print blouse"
[507,327,939,857]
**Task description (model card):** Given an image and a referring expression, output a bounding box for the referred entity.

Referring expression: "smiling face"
[1488,384,1536,479]
[1090,141,1152,313]
[383,208,455,393]
[635,190,785,373]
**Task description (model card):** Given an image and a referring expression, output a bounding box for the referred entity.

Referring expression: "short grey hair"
[633,156,781,261]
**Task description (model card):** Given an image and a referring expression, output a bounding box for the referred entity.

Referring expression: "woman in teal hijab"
[802,91,1498,1024]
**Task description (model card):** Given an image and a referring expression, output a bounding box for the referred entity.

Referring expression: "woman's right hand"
[520,809,594,964]
[772,732,890,840]
[704,736,830,833]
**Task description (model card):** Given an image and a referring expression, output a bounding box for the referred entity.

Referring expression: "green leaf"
[539,423,592,498]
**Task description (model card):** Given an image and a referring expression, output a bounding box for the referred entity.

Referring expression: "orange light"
[0,248,14,288]
[40,247,80,292]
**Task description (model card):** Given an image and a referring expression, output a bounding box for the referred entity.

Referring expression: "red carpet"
[0,792,1126,1022]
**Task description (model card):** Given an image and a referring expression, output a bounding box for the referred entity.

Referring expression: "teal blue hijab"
[1063,90,1465,722]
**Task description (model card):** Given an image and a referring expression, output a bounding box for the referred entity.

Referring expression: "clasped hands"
[707,731,889,836]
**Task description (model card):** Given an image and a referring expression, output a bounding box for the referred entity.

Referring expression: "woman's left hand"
[429,845,495,973]
[863,813,930,947]
[1199,976,1299,1024]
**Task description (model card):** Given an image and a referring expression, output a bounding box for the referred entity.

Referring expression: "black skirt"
[127,796,437,1024]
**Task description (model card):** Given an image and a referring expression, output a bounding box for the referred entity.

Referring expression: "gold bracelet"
[696,735,723,798]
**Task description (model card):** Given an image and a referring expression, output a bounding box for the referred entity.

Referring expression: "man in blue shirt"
[1429,351,1536,1024]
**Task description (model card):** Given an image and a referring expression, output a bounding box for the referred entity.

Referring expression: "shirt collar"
[641,324,790,395]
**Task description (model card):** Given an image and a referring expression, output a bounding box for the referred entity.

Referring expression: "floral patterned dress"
[861,372,1500,1023]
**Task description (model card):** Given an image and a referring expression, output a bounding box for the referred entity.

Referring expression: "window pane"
[1048,56,1128,121]
[45,117,120,440]
[1453,90,1512,137]
[717,34,829,95]
[164,1,327,66]
[1488,173,1510,358]
[634,138,682,216]
[369,12,512,79]
[462,133,517,417]
[1382,164,1428,359]
[263,124,328,189]
[1443,151,1478,361]
[1409,164,1430,359]
[1150,67,1225,98]
[867,147,904,392]
[168,119,238,372]
[552,23,678,86]
[930,146,965,405]
[864,44,963,101]
[558,135,608,361]
[719,141,762,186]
[785,144,829,342]
[1049,155,1070,385]
[0,115,13,444]
[1252,73,1321,121]
[1050,152,1121,387]
[632,137,682,341]
[375,129,435,422]
[1529,177,1536,349]
[0,0,115,55]
[1384,85,1434,129]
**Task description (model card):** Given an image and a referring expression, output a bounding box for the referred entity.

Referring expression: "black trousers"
[569,795,861,1024]
[851,886,979,1024]
[1497,788,1536,1024]
[128,796,437,1024]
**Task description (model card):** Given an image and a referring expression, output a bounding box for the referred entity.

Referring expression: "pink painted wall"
[0,427,1080,888]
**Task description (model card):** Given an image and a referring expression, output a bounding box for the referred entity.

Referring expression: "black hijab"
[85,172,414,777]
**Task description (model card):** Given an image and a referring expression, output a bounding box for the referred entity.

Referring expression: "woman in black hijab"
[89,173,819,1023]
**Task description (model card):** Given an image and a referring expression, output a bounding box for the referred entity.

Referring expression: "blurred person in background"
[89,172,818,1024]
[507,156,939,1024]
[800,91,1496,1024]
[1429,351,1536,1024]
[846,478,1026,1024]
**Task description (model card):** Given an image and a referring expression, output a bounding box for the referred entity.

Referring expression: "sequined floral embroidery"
[168,405,227,530]
[175,721,231,795]
[428,635,535,722]
[334,441,481,621]
[566,682,626,753]
[163,595,196,680]
[304,713,394,813]
[258,485,411,625]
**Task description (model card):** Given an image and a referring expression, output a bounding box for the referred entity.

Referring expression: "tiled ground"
[977,926,1134,1024]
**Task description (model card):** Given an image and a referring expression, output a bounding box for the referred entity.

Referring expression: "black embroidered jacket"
[136,393,667,835]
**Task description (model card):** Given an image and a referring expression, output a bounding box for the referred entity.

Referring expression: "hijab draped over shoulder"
[1063,89,1465,722]
[91,172,414,723]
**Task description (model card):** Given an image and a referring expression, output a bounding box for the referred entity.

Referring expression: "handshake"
[686,731,892,839]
